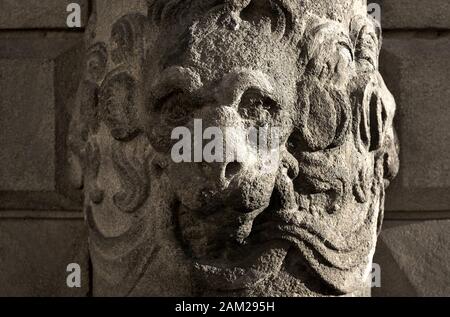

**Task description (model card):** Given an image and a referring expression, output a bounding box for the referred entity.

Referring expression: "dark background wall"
[0,0,448,296]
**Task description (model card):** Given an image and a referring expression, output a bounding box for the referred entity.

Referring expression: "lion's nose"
[201,157,247,190]
[197,106,251,184]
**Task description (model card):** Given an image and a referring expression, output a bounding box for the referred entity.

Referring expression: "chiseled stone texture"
[0,218,89,297]
[380,34,450,211]
[0,33,85,206]
[0,0,89,29]
[373,219,450,297]
[369,0,450,29]
[0,59,55,191]
[69,0,399,297]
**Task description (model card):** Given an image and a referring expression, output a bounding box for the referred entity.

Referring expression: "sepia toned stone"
[382,35,450,189]
[0,218,89,297]
[369,0,450,29]
[380,35,450,212]
[0,33,85,210]
[69,0,399,297]
[0,59,55,191]
[373,219,450,297]
[0,0,89,29]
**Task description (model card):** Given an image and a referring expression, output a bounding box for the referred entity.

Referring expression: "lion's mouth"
[175,162,378,293]
[175,198,299,292]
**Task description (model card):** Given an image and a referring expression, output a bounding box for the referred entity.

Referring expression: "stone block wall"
[0,0,448,296]
[370,0,450,297]
[0,0,89,296]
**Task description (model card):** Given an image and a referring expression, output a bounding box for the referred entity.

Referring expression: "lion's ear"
[354,77,386,153]
[353,72,399,187]
[350,15,381,71]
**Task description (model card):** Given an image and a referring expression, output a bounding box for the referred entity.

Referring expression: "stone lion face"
[72,1,399,297]
[145,4,295,262]
[141,6,398,295]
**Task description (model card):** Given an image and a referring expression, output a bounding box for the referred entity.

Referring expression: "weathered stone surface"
[0,33,85,210]
[69,0,399,297]
[0,59,55,191]
[0,33,85,59]
[0,0,89,29]
[0,217,89,296]
[373,219,450,297]
[369,0,450,30]
[380,34,450,211]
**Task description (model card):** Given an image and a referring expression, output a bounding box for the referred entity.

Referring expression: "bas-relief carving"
[69,0,399,297]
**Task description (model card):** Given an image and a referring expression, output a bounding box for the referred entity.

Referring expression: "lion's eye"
[238,88,279,122]
[158,91,195,126]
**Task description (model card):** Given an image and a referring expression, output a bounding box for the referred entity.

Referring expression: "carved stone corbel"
[69,0,399,297]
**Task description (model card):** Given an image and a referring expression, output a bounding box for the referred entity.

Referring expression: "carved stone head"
[69,0,399,296]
